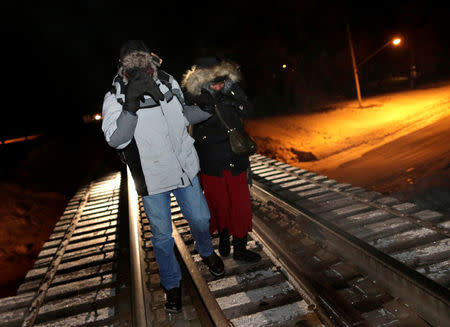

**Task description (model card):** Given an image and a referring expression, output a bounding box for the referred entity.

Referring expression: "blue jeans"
[141,176,213,290]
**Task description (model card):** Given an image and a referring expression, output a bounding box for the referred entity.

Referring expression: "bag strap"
[213,105,233,132]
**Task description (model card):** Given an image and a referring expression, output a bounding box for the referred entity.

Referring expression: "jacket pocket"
[146,154,182,189]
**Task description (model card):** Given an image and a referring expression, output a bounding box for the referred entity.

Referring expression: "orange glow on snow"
[246,83,450,173]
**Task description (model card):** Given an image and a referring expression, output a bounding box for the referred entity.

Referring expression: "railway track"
[0,154,448,326]
[0,171,126,326]
[248,154,449,326]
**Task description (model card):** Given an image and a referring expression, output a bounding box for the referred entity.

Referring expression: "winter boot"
[232,234,261,263]
[201,251,225,278]
[163,286,182,313]
[219,228,231,257]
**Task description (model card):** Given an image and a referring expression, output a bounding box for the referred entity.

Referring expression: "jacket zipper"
[160,106,191,186]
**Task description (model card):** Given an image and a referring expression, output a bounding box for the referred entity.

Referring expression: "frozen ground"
[246,81,450,212]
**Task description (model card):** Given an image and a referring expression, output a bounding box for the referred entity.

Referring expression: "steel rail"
[253,158,449,237]
[21,185,91,327]
[127,167,148,327]
[251,181,450,327]
[171,221,233,327]
[251,217,365,327]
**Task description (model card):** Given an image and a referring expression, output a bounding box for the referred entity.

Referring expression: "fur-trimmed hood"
[181,61,241,96]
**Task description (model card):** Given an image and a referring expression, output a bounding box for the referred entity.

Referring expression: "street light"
[357,37,402,67]
[347,24,402,107]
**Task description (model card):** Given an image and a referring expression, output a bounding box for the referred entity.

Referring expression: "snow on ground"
[246,82,450,207]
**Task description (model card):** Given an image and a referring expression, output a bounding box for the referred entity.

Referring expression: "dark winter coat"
[181,61,250,177]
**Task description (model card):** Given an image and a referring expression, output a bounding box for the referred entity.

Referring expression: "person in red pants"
[181,56,261,262]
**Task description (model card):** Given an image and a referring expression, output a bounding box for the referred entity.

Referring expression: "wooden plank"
[337,210,392,229]
[369,228,441,253]
[392,238,450,267]
[349,218,413,240]
[34,307,113,327]
[18,263,115,294]
[230,300,312,327]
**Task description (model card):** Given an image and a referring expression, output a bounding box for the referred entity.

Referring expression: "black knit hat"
[119,40,150,60]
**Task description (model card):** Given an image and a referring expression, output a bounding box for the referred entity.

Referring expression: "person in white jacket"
[101,40,223,314]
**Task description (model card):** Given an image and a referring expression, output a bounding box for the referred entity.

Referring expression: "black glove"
[197,89,217,106]
[223,82,246,100]
[221,83,249,112]
[123,68,165,113]
[189,89,217,113]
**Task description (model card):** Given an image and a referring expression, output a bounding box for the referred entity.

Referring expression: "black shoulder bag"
[213,105,257,157]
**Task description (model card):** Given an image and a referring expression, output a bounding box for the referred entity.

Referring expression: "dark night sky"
[2,1,449,138]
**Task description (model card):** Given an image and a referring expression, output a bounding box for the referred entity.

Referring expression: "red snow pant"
[199,170,252,239]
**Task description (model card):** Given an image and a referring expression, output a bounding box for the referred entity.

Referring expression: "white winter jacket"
[102,72,201,196]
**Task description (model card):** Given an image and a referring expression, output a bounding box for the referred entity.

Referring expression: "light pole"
[347,24,363,107]
[347,24,402,107]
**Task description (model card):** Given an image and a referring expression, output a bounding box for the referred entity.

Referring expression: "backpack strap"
[158,70,177,102]
[158,70,172,90]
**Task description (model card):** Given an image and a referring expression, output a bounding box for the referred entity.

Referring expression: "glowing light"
[392,38,401,46]
[1,134,43,145]
[282,64,287,69]
[94,114,102,120]
[3,136,26,144]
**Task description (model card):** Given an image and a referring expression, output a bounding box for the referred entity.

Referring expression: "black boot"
[219,228,230,257]
[163,286,182,313]
[232,234,261,263]
[201,251,225,278]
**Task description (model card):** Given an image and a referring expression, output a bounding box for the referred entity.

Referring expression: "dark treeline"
[4,2,449,137]
[164,3,450,117]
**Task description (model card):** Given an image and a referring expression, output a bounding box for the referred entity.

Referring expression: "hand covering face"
[123,68,165,113]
